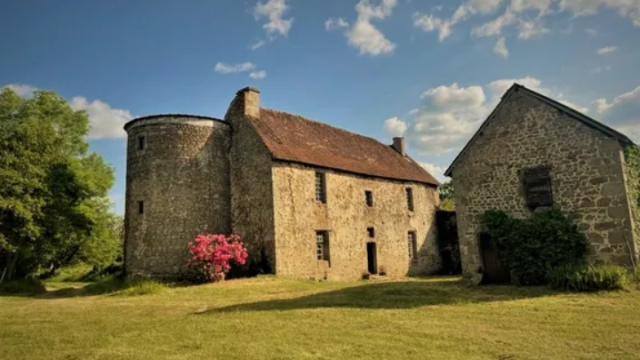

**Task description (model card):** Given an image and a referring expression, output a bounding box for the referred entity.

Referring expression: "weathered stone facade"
[124,116,230,277]
[124,88,441,279]
[272,162,440,281]
[446,85,638,278]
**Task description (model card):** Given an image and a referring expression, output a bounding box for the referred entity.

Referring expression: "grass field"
[1,276,639,360]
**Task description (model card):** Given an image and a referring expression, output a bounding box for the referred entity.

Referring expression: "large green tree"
[0,88,118,282]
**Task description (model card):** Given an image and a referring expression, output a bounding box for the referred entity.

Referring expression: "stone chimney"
[392,137,406,156]
[235,86,260,118]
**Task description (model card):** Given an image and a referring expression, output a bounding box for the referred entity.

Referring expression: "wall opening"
[367,242,378,274]
[365,190,374,207]
[479,232,511,284]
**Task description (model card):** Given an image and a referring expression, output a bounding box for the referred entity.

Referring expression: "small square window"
[315,172,326,203]
[408,231,417,261]
[316,231,330,262]
[138,201,144,214]
[522,166,553,209]
[365,190,374,207]
[367,227,375,238]
[138,136,146,150]
[406,187,414,211]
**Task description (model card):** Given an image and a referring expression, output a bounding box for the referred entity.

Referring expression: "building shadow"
[196,278,555,315]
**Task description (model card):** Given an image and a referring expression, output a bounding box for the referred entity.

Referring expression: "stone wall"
[124,116,231,277]
[226,90,276,271]
[271,162,441,281]
[623,147,640,265]
[451,89,637,277]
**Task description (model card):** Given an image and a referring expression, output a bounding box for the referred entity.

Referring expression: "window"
[138,135,146,150]
[315,172,326,203]
[406,187,414,211]
[408,231,417,261]
[367,227,375,238]
[316,231,330,262]
[522,166,553,209]
[138,201,144,214]
[365,190,374,207]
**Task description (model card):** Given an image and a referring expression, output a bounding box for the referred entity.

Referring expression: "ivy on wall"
[624,145,640,265]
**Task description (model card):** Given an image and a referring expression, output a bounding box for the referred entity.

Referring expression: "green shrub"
[83,276,167,296]
[0,278,46,295]
[548,265,628,292]
[481,209,588,285]
[632,267,640,284]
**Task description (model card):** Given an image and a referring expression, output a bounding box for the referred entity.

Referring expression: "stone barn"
[445,84,639,282]
[124,87,442,281]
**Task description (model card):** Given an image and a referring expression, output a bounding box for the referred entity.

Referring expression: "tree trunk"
[0,250,20,284]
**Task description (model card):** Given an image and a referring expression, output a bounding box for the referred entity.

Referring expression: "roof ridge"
[261,108,389,146]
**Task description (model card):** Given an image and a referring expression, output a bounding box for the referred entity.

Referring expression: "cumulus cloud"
[3,84,37,97]
[214,62,256,74]
[384,117,407,136]
[249,40,266,50]
[249,70,267,79]
[325,17,349,31]
[419,162,447,182]
[253,0,293,38]
[386,77,589,156]
[345,0,397,56]
[420,0,637,57]
[592,85,640,142]
[597,46,618,55]
[70,97,132,139]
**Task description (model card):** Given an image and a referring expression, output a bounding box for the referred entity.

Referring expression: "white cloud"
[413,13,452,42]
[253,0,293,38]
[214,62,256,74]
[558,0,640,26]
[472,10,517,37]
[325,17,349,31]
[70,97,132,139]
[422,83,486,109]
[493,36,509,58]
[249,70,267,79]
[345,0,397,56]
[3,84,36,97]
[384,117,407,136]
[517,18,549,39]
[597,46,618,55]
[393,77,590,156]
[419,162,447,182]
[249,40,266,50]
[592,85,640,142]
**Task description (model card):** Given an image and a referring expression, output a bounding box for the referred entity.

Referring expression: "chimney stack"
[392,137,406,156]
[235,86,261,118]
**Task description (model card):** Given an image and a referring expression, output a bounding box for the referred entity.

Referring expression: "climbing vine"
[624,145,640,264]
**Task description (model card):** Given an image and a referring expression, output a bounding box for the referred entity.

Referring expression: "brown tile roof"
[248,108,439,186]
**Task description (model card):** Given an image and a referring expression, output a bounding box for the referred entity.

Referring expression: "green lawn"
[1,276,639,360]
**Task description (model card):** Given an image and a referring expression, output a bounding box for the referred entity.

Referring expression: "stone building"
[124,87,441,281]
[445,84,639,282]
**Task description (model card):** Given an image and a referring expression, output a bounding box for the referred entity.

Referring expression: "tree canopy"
[0,88,120,282]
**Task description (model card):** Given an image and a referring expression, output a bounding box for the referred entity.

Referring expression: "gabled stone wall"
[450,89,637,277]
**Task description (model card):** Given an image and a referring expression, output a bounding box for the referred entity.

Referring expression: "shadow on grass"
[0,276,168,298]
[197,279,556,314]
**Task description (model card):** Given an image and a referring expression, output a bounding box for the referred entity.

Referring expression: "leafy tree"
[0,88,116,282]
[438,181,455,210]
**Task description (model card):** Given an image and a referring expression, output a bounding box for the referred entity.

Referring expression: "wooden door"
[479,233,510,284]
[366,242,377,275]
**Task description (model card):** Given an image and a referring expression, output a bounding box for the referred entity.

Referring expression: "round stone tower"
[123,115,231,278]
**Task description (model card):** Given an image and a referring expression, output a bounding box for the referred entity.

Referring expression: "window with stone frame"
[367,227,375,238]
[316,231,330,262]
[408,231,417,261]
[522,166,553,209]
[138,201,144,215]
[365,190,374,207]
[315,172,326,203]
[406,187,414,211]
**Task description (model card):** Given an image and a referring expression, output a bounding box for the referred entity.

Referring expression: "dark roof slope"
[249,108,440,186]
[444,84,635,177]
[124,114,226,131]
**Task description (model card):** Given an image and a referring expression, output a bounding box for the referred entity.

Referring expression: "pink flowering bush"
[185,234,248,282]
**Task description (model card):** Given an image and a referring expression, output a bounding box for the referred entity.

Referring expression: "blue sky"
[2,0,639,215]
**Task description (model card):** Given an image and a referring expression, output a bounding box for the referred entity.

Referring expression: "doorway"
[366,242,377,274]
[479,232,511,284]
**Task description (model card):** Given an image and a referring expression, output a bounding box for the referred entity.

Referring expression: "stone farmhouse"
[124,87,441,281]
[445,84,639,283]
